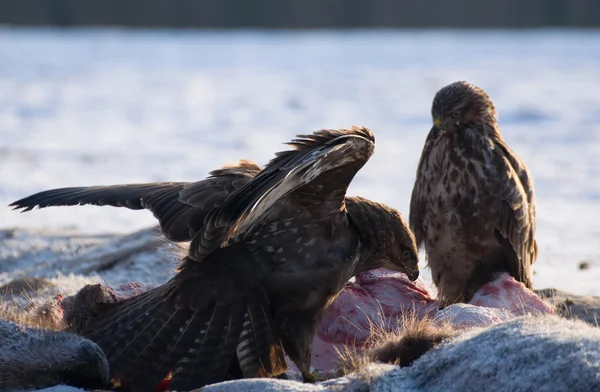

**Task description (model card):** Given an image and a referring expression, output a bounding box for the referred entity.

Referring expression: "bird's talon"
[302,370,317,383]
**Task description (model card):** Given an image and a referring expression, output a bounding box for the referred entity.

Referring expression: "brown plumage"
[409,81,537,306]
[10,159,262,243]
[11,126,419,391]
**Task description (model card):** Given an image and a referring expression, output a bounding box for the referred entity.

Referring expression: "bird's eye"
[402,249,411,258]
[452,111,461,118]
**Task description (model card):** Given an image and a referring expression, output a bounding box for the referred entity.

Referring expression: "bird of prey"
[11,126,420,391]
[409,81,537,306]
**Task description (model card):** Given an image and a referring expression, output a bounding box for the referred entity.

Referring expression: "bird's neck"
[350,251,377,276]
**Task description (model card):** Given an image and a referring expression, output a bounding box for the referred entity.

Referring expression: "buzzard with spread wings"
[11,127,419,391]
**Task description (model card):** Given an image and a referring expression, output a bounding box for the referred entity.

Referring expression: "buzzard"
[11,127,419,391]
[409,81,537,306]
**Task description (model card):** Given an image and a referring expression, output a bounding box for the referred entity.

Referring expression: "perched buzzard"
[11,127,419,391]
[409,81,537,306]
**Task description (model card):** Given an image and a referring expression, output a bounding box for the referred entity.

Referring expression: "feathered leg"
[276,315,318,382]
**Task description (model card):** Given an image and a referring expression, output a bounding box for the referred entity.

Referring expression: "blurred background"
[1,0,599,28]
[0,1,599,293]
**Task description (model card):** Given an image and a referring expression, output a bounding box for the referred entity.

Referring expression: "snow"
[200,315,600,392]
[1,28,600,297]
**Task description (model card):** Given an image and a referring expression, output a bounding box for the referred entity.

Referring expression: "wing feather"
[188,127,375,262]
[491,138,537,287]
[8,160,261,242]
[409,132,437,249]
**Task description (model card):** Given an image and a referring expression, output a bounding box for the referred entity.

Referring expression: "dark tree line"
[0,0,598,28]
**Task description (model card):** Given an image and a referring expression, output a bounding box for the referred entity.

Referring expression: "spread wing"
[79,247,287,390]
[491,137,537,287]
[188,126,376,262]
[409,131,437,249]
[8,160,261,242]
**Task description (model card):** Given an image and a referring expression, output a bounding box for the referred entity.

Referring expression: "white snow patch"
[0,29,599,296]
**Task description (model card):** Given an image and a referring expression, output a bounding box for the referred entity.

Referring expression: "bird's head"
[346,197,420,281]
[430,81,498,138]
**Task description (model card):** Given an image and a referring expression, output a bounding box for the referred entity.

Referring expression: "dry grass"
[337,311,458,376]
[535,289,600,327]
[0,292,66,330]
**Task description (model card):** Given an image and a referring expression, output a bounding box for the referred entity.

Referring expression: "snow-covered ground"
[1,28,599,295]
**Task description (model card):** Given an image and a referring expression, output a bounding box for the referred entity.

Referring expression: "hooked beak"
[431,118,448,138]
[383,260,420,282]
[405,266,419,282]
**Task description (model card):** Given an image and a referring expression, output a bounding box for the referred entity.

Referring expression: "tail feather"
[169,303,243,389]
[236,291,287,379]
[208,301,245,378]
[83,287,169,356]
[143,309,201,383]
[120,308,195,391]
[125,306,184,364]
[80,286,186,391]
[78,284,286,391]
